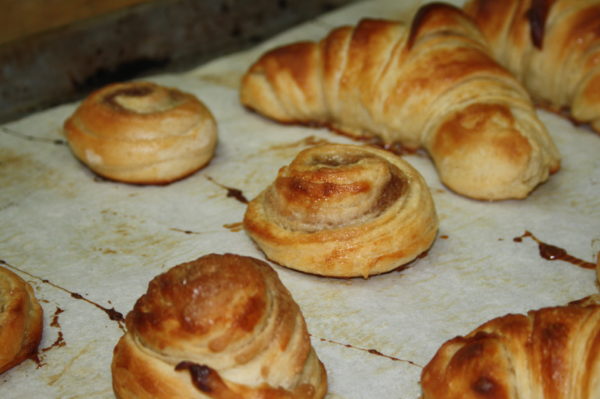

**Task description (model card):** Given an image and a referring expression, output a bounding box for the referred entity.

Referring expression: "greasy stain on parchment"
[0,148,78,199]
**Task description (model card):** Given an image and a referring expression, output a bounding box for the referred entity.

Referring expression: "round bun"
[64,81,218,184]
[111,253,327,399]
[243,144,439,278]
[0,266,43,374]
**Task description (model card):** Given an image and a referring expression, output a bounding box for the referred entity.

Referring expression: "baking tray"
[1,0,599,398]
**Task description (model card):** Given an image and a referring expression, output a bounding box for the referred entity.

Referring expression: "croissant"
[111,253,327,399]
[243,143,438,278]
[464,0,600,133]
[0,266,43,374]
[240,3,560,200]
[64,81,218,184]
[420,296,600,398]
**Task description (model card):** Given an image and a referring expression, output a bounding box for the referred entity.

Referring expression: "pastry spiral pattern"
[0,266,43,374]
[464,0,600,133]
[240,3,560,200]
[243,144,438,278]
[421,297,600,399]
[64,81,217,184]
[111,253,327,399]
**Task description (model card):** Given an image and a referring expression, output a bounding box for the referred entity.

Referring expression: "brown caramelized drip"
[223,222,244,232]
[513,231,595,269]
[41,307,66,353]
[316,336,422,367]
[0,259,126,331]
[170,227,201,235]
[70,292,125,324]
[527,0,552,49]
[205,176,249,204]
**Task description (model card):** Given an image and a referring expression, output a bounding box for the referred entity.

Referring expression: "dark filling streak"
[205,175,249,204]
[527,0,551,49]
[1,126,67,146]
[0,259,126,331]
[315,335,422,368]
[372,170,407,216]
[175,361,215,393]
[513,231,595,269]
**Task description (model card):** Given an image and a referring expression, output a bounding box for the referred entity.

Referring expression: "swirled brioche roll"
[64,81,217,184]
[421,296,600,399]
[0,266,43,374]
[464,0,600,133]
[240,3,560,200]
[111,254,327,399]
[243,144,438,278]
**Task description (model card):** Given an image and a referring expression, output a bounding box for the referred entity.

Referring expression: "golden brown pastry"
[111,253,327,399]
[0,266,43,374]
[421,297,600,399]
[240,3,560,200]
[464,0,600,133]
[64,81,218,184]
[243,144,438,278]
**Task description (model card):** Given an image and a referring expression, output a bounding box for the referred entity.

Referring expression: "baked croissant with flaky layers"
[64,81,217,184]
[240,3,560,200]
[421,296,600,399]
[464,0,600,133]
[243,144,438,278]
[0,266,43,374]
[111,253,327,399]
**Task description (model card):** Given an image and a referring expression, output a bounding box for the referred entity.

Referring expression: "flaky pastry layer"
[244,144,438,278]
[111,254,327,399]
[421,296,600,399]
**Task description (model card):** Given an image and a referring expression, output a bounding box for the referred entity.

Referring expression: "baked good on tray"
[111,253,327,399]
[464,0,600,133]
[420,296,600,398]
[240,3,560,200]
[0,266,43,374]
[64,81,217,184]
[243,143,438,278]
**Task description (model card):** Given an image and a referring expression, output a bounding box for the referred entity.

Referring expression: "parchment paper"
[1,0,599,398]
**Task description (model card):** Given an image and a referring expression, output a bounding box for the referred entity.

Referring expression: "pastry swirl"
[421,297,600,399]
[111,254,327,399]
[243,144,438,278]
[0,266,43,374]
[240,3,560,200]
[64,81,217,184]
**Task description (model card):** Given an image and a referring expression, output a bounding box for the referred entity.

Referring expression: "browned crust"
[112,254,327,399]
[421,300,600,398]
[0,266,43,374]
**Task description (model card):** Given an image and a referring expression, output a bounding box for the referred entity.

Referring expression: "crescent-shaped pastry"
[64,81,218,184]
[111,253,327,399]
[421,297,600,398]
[243,144,438,278]
[240,3,560,200]
[0,266,43,374]
[464,0,600,133]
